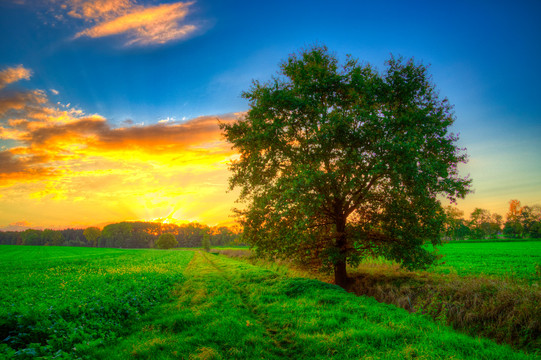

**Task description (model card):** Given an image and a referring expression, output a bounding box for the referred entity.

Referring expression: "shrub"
[155,233,178,249]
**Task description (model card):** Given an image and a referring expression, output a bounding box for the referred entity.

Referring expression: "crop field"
[432,240,541,282]
[356,240,541,283]
[0,246,536,359]
[0,246,193,359]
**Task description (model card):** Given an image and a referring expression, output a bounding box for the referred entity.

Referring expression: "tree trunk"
[334,216,350,289]
[334,260,349,288]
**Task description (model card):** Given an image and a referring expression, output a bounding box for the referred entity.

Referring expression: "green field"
[432,241,541,282]
[0,246,193,359]
[355,240,541,283]
[0,245,536,359]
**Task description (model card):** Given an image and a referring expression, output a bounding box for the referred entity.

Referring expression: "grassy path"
[93,252,534,359]
[199,250,298,355]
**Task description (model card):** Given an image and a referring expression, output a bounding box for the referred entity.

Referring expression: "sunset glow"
[1,0,540,230]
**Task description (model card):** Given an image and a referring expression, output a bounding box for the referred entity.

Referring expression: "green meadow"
[432,240,541,282]
[352,240,541,283]
[1,245,538,359]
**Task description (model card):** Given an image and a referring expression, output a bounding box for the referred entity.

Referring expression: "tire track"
[198,251,299,356]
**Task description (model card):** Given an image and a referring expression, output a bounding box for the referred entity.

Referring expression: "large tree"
[221,46,470,287]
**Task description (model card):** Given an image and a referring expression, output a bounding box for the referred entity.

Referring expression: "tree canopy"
[221,46,471,287]
[155,233,178,249]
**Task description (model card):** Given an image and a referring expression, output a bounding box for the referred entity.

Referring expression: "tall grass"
[349,264,541,352]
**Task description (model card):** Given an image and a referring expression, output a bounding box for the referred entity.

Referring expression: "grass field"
[0,246,193,359]
[217,241,541,352]
[432,240,541,282]
[349,240,541,283]
[0,246,536,359]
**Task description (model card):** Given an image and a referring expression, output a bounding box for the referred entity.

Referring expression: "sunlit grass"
[0,246,193,359]
[2,245,537,359]
[92,252,533,359]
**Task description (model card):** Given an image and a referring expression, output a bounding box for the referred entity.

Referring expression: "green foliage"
[221,45,471,285]
[349,240,541,351]
[155,233,178,249]
[0,246,193,359]
[21,229,42,246]
[0,222,241,248]
[469,208,502,239]
[202,233,211,252]
[83,227,101,247]
[99,222,132,248]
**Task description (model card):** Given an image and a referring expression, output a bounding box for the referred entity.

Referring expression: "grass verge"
[214,247,540,354]
[92,252,534,359]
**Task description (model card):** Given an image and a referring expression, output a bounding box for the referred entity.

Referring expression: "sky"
[0,0,540,230]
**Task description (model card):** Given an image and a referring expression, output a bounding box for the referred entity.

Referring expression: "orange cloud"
[0,90,48,118]
[0,65,32,90]
[71,1,197,46]
[67,0,133,20]
[0,76,238,186]
[0,64,240,228]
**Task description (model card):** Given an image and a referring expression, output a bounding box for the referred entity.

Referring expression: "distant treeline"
[0,222,241,248]
[443,200,541,241]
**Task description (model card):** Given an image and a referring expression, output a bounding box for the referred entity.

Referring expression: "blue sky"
[0,0,540,228]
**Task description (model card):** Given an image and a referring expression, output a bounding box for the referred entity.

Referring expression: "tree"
[155,233,178,249]
[443,206,467,241]
[42,229,64,246]
[202,233,211,252]
[99,222,132,248]
[21,229,42,246]
[83,227,101,247]
[469,208,501,239]
[221,46,471,287]
[519,204,541,238]
[504,199,524,238]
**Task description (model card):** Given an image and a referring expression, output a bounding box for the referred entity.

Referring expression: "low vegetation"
[91,252,532,359]
[216,240,541,352]
[431,240,541,282]
[1,246,537,359]
[0,246,193,359]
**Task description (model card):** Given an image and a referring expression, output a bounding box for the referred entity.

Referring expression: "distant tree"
[443,206,467,240]
[469,208,500,239]
[519,204,541,238]
[0,231,20,245]
[155,233,178,249]
[504,200,524,238]
[42,229,64,246]
[507,199,523,219]
[221,46,471,287]
[21,229,42,246]
[100,222,132,248]
[211,226,239,246]
[83,227,101,247]
[61,229,85,246]
[202,233,211,252]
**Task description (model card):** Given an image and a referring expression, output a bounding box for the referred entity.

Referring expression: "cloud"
[0,65,240,228]
[0,72,238,185]
[69,1,198,46]
[0,221,34,232]
[67,0,133,20]
[0,89,48,118]
[0,65,32,90]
